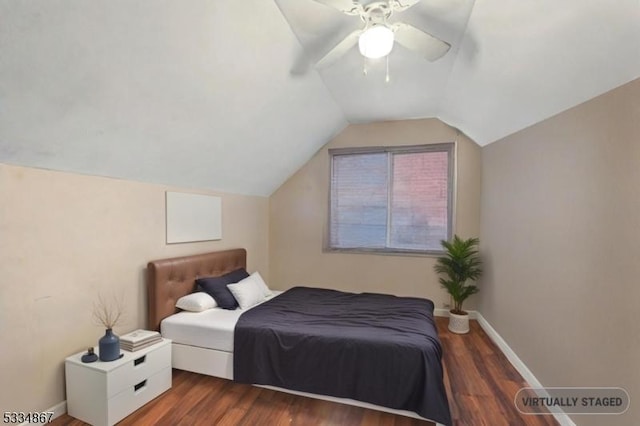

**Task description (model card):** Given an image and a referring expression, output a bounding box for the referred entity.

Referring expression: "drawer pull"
[134,380,147,392]
[134,355,146,366]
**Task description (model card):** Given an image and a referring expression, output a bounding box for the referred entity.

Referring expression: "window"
[328,144,454,254]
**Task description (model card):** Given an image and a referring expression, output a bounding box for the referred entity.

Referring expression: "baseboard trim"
[47,401,67,423]
[475,313,576,426]
[19,401,66,425]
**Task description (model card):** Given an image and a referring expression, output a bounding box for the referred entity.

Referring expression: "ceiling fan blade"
[393,22,451,61]
[310,0,362,15]
[391,0,421,12]
[315,30,361,69]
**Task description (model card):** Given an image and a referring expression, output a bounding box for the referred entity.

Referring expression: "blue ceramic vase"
[99,328,120,361]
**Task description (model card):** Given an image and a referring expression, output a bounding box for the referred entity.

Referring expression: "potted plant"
[434,235,482,334]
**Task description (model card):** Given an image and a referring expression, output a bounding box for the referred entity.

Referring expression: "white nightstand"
[65,338,172,426]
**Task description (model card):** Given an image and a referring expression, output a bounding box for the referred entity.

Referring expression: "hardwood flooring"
[437,319,557,426]
[51,318,559,426]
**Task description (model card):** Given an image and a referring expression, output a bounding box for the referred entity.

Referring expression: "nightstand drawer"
[107,342,171,398]
[109,367,172,425]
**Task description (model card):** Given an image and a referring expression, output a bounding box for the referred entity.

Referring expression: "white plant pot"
[448,311,470,334]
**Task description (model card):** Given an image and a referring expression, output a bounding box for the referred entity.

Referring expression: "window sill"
[323,247,445,258]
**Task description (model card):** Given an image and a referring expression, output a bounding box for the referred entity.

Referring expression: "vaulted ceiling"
[1,1,639,196]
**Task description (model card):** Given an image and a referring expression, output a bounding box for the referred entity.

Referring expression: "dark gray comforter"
[233,287,451,425]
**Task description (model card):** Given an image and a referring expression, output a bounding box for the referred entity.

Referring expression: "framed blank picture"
[166,192,222,244]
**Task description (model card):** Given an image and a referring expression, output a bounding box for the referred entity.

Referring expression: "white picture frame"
[165,192,222,244]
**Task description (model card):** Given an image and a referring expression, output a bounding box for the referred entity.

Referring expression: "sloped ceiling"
[0,0,346,196]
[1,0,639,196]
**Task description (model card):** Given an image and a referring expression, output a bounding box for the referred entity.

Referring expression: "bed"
[147,248,451,425]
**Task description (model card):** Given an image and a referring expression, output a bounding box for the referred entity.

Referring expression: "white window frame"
[326,143,455,256]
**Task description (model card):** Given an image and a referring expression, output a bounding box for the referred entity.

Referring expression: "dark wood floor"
[52,318,559,426]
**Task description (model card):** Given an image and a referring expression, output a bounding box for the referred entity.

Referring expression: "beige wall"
[480,78,640,425]
[269,118,482,308]
[0,164,269,413]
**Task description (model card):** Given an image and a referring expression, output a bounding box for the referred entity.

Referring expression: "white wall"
[0,163,269,413]
[479,77,640,425]
[269,118,482,309]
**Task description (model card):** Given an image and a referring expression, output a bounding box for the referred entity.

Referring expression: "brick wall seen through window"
[328,144,454,254]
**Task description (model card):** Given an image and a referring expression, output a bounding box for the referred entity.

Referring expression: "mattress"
[161,291,281,352]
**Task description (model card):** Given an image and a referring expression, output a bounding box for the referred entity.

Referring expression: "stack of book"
[119,329,162,352]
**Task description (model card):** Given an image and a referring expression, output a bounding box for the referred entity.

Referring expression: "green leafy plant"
[434,235,482,315]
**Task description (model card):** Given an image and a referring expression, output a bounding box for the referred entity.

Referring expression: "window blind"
[329,144,453,254]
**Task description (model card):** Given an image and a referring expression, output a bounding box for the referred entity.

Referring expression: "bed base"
[171,342,440,425]
[172,343,233,379]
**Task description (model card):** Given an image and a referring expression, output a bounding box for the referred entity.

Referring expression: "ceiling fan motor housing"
[360,1,393,25]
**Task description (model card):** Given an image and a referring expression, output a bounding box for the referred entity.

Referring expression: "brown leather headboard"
[146,248,247,331]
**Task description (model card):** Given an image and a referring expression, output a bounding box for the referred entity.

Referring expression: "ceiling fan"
[312,0,451,68]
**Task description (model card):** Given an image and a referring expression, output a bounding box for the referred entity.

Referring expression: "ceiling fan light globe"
[358,25,394,59]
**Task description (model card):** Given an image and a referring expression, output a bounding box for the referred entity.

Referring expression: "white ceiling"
[1,0,639,196]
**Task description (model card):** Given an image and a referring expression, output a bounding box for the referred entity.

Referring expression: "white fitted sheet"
[161,291,281,352]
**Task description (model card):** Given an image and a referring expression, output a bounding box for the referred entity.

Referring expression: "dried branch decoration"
[92,292,125,329]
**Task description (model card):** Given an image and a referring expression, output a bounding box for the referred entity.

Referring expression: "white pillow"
[250,272,272,297]
[175,292,217,312]
[227,276,265,309]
